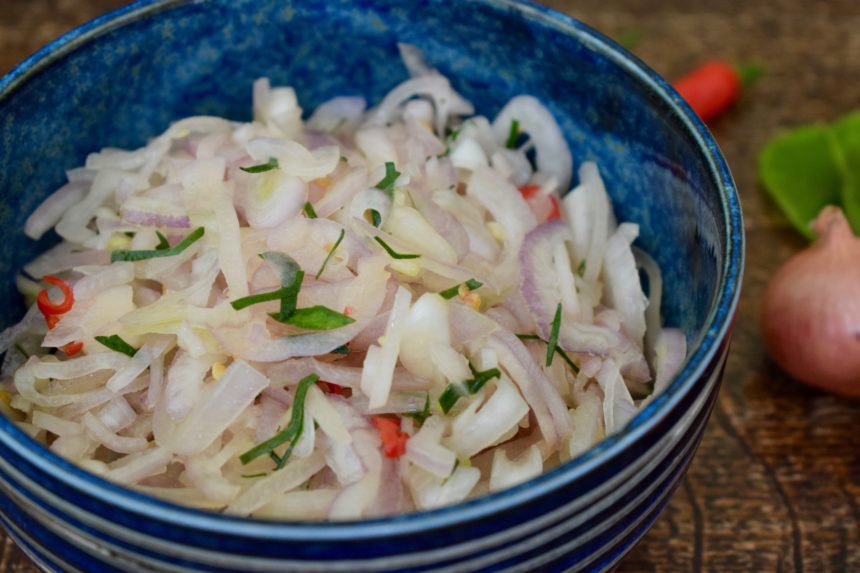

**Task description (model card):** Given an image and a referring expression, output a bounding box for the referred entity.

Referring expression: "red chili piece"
[37,275,75,326]
[672,60,742,123]
[318,381,349,397]
[370,415,409,459]
[60,341,84,356]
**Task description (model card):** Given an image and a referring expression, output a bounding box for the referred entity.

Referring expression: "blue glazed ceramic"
[0,0,743,571]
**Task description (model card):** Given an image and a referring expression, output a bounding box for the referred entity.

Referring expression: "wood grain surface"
[1,1,859,571]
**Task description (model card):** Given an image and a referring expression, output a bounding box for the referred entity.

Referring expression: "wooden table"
[1,1,858,571]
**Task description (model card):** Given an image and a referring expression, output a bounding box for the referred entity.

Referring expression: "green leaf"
[111,227,205,262]
[834,111,860,233]
[277,305,355,330]
[515,333,579,373]
[240,157,279,173]
[373,236,421,260]
[94,335,138,357]
[759,125,843,239]
[240,374,318,468]
[374,161,400,198]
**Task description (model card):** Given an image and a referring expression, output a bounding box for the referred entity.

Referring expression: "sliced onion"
[403,463,480,511]
[162,349,213,423]
[366,75,474,135]
[314,167,368,219]
[96,396,137,433]
[650,328,687,397]
[596,358,637,435]
[444,376,528,458]
[405,415,456,478]
[602,223,647,348]
[104,446,173,485]
[169,360,268,455]
[486,331,572,449]
[491,96,572,191]
[106,335,173,393]
[360,286,412,408]
[327,428,383,520]
[82,413,148,454]
[25,181,88,240]
[306,97,366,133]
[246,138,340,181]
[489,444,543,492]
[239,171,307,229]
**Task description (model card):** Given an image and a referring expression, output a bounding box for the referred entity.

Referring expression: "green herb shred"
[154,231,170,250]
[546,303,563,367]
[373,236,420,260]
[303,201,318,219]
[240,157,279,173]
[374,161,401,198]
[369,209,382,228]
[576,260,586,277]
[505,119,520,149]
[315,229,345,279]
[439,367,501,414]
[94,334,138,357]
[241,472,267,479]
[330,344,350,355]
[515,333,579,373]
[438,278,483,300]
[438,384,463,414]
[110,227,205,263]
[240,374,319,469]
[277,305,355,330]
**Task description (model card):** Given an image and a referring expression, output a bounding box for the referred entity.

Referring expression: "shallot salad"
[0,47,686,519]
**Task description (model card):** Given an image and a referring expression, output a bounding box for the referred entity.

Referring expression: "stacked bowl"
[0,0,742,571]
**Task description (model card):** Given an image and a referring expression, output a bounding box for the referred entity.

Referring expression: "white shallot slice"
[25,181,88,240]
[489,444,543,492]
[226,451,326,517]
[170,360,269,456]
[104,446,173,485]
[361,286,412,409]
[404,416,456,478]
[491,95,572,192]
[602,223,647,349]
[443,376,529,459]
[82,413,148,454]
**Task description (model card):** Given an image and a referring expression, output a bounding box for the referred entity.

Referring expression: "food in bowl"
[0,47,686,520]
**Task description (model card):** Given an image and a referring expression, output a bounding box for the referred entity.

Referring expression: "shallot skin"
[761,207,860,398]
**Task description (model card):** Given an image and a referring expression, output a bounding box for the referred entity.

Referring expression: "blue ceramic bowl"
[0,1,743,571]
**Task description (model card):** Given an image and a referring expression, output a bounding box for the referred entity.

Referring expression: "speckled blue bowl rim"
[0,0,743,541]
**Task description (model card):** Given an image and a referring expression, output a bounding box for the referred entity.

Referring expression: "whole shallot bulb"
[761,206,860,398]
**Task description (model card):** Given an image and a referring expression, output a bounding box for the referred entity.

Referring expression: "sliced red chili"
[370,415,409,459]
[317,380,350,397]
[547,195,561,221]
[60,341,84,356]
[37,275,75,327]
[518,185,542,199]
